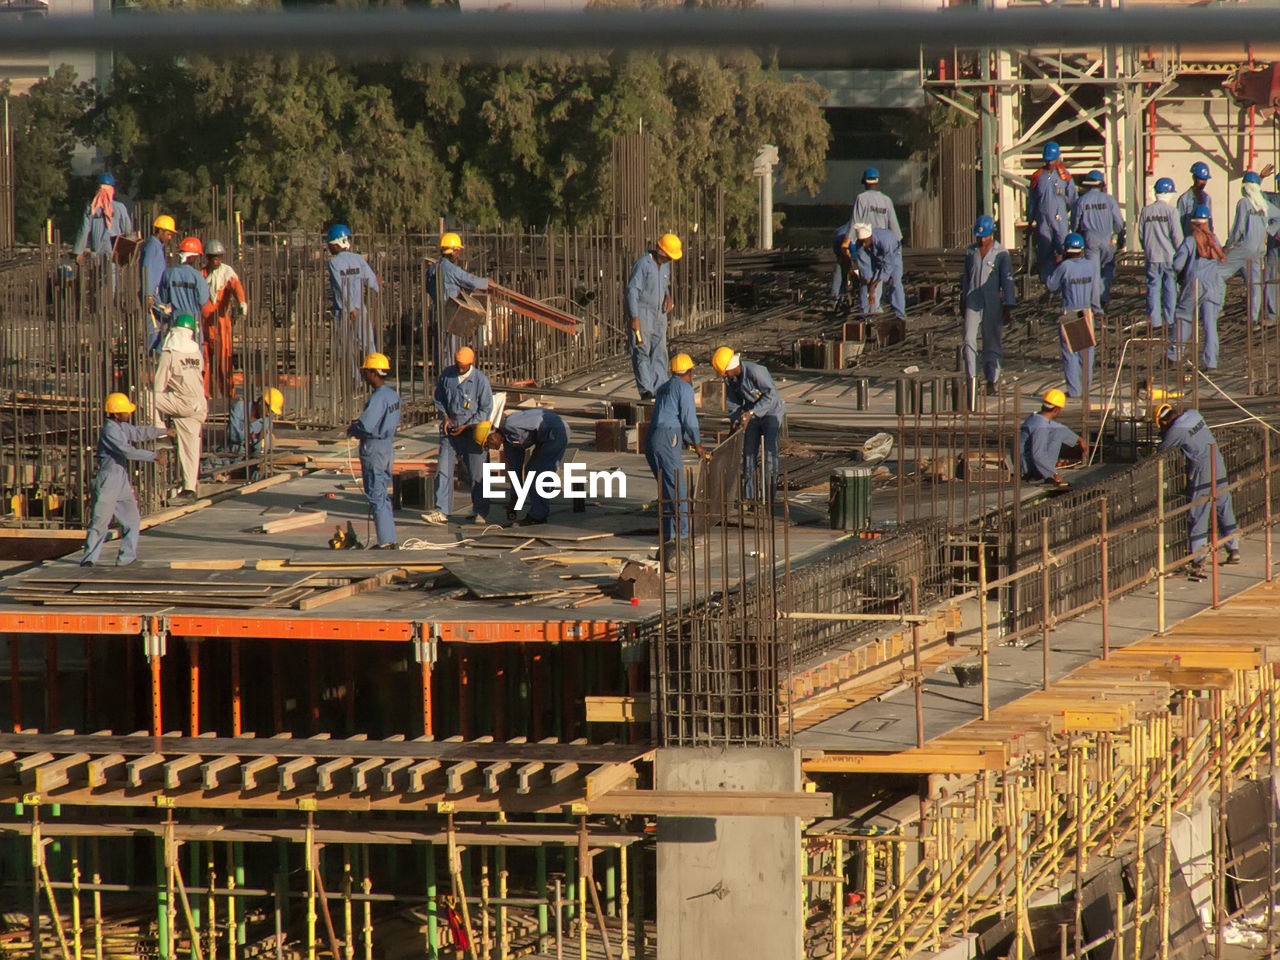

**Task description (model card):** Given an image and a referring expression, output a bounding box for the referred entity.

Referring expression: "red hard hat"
[179,237,203,255]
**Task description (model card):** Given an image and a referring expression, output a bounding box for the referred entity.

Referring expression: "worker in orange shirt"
[202,239,247,397]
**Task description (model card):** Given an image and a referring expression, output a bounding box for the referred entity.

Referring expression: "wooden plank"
[802,750,1005,775]
[88,754,127,787]
[32,754,91,792]
[261,511,328,535]
[164,755,204,790]
[201,756,240,791]
[169,559,246,571]
[516,762,545,795]
[588,790,834,819]
[584,696,651,725]
[296,567,405,611]
[585,762,637,801]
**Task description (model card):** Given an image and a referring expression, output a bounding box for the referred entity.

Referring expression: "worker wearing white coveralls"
[960,214,1015,393]
[152,313,207,504]
[1222,171,1279,326]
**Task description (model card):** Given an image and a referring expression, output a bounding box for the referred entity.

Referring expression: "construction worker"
[1223,171,1278,327]
[139,214,176,347]
[846,167,902,240]
[1170,205,1226,371]
[830,223,856,308]
[425,346,493,525]
[1044,232,1100,398]
[73,173,133,259]
[227,388,284,459]
[326,224,381,371]
[852,224,907,322]
[1138,177,1184,330]
[152,314,208,505]
[960,214,1016,396]
[81,393,172,567]
[712,347,784,501]
[1177,161,1214,236]
[1019,388,1085,487]
[1027,141,1078,284]
[1266,173,1280,324]
[646,354,710,563]
[155,238,213,353]
[626,233,682,400]
[428,232,489,301]
[1155,403,1240,578]
[1071,169,1125,307]
[202,239,247,397]
[347,353,401,550]
[477,409,571,525]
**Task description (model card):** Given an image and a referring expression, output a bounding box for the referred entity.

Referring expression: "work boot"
[1225,547,1242,565]
[1188,559,1208,581]
[370,542,398,550]
[985,381,998,397]
[79,560,94,568]
[639,391,654,402]
[422,510,448,525]
[471,514,489,525]
[170,489,197,506]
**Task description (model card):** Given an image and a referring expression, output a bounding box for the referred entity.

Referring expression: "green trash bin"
[829,466,872,531]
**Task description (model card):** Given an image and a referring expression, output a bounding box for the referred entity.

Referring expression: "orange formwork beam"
[0,612,142,635]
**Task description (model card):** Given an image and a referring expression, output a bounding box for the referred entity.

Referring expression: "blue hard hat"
[1191,204,1211,221]
[1042,142,1061,162]
[1064,233,1084,252]
[1084,169,1104,184]
[326,224,352,244]
[973,215,995,238]
[1191,161,1211,181]
[97,173,114,187]
[1154,177,1175,194]
[862,167,880,183]
[1244,170,1262,184]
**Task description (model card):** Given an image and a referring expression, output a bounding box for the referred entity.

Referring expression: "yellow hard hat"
[1042,388,1067,409]
[657,233,683,261]
[361,352,391,373]
[670,353,695,374]
[104,392,136,415]
[262,387,284,417]
[474,421,493,445]
[711,347,735,377]
[153,215,176,233]
[1153,402,1174,426]
[441,232,463,252]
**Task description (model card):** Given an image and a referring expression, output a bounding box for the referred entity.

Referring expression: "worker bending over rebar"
[1019,389,1085,488]
[712,346,785,502]
[478,409,571,526]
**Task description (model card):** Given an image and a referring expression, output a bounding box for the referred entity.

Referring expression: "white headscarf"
[853,223,873,241]
[1156,191,1177,207]
[162,324,200,356]
[1244,181,1268,214]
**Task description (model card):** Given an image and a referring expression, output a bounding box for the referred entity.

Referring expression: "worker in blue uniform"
[1019,388,1085,487]
[477,409,571,525]
[139,214,176,347]
[1072,169,1125,306]
[1177,161,1214,236]
[1139,177,1184,329]
[80,393,172,567]
[347,352,401,549]
[846,168,902,239]
[1223,171,1278,326]
[830,223,856,308]
[1027,142,1078,284]
[326,224,381,372]
[73,173,133,259]
[712,347,785,501]
[646,354,710,563]
[1155,403,1240,578]
[425,346,494,525]
[960,214,1016,395]
[1170,205,1227,370]
[155,238,213,352]
[227,387,284,458]
[428,232,489,302]
[853,224,907,321]
[626,233,681,400]
[1044,232,1101,398]
[1265,174,1280,324]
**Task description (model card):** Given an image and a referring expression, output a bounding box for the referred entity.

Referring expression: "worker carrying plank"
[347,353,401,550]
[712,347,785,502]
[425,346,493,525]
[1019,389,1086,488]
[626,233,681,400]
[1154,403,1240,579]
[646,354,710,570]
[477,409,571,526]
[80,393,172,567]
[152,313,208,505]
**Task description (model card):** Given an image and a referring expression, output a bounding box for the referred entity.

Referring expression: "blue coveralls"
[1170,236,1226,370]
[1028,166,1078,283]
[1044,256,1101,397]
[645,376,700,542]
[848,189,902,239]
[1159,409,1238,555]
[81,420,167,566]
[155,264,210,350]
[138,236,168,346]
[726,361,785,501]
[347,383,401,547]
[960,240,1016,384]
[1072,188,1125,306]
[830,224,855,303]
[1223,196,1278,324]
[1265,193,1280,322]
[1138,200,1183,328]
[1176,189,1213,237]
[328,250,381,365]
[433,365,494,518]
[854,229,907,320]
[498,409,570,522]
[1019,412,1080,481]
[73,201,133,258]
[626,252,672,397]
[226,399,272,457]
[428,257,489,302]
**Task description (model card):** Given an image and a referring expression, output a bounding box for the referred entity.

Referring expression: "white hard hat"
[854,223,873,241]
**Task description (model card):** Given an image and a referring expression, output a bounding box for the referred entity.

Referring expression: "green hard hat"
[172,313,197,331]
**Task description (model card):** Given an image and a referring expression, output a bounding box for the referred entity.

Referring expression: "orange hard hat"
[179,237,203,256]
[455,346,476,365]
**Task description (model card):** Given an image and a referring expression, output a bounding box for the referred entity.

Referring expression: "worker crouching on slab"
[646,354,710,571]
[347,353,401,550]
[81,393,172,567]
[425,346,493,525]
[1019,389,1086,489]
[227,388,284,478]
[626,233,681,401]
[152,313,208,505]
[1154,403,1240,580]
[478,410,571,526]
[712,346,784,502]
